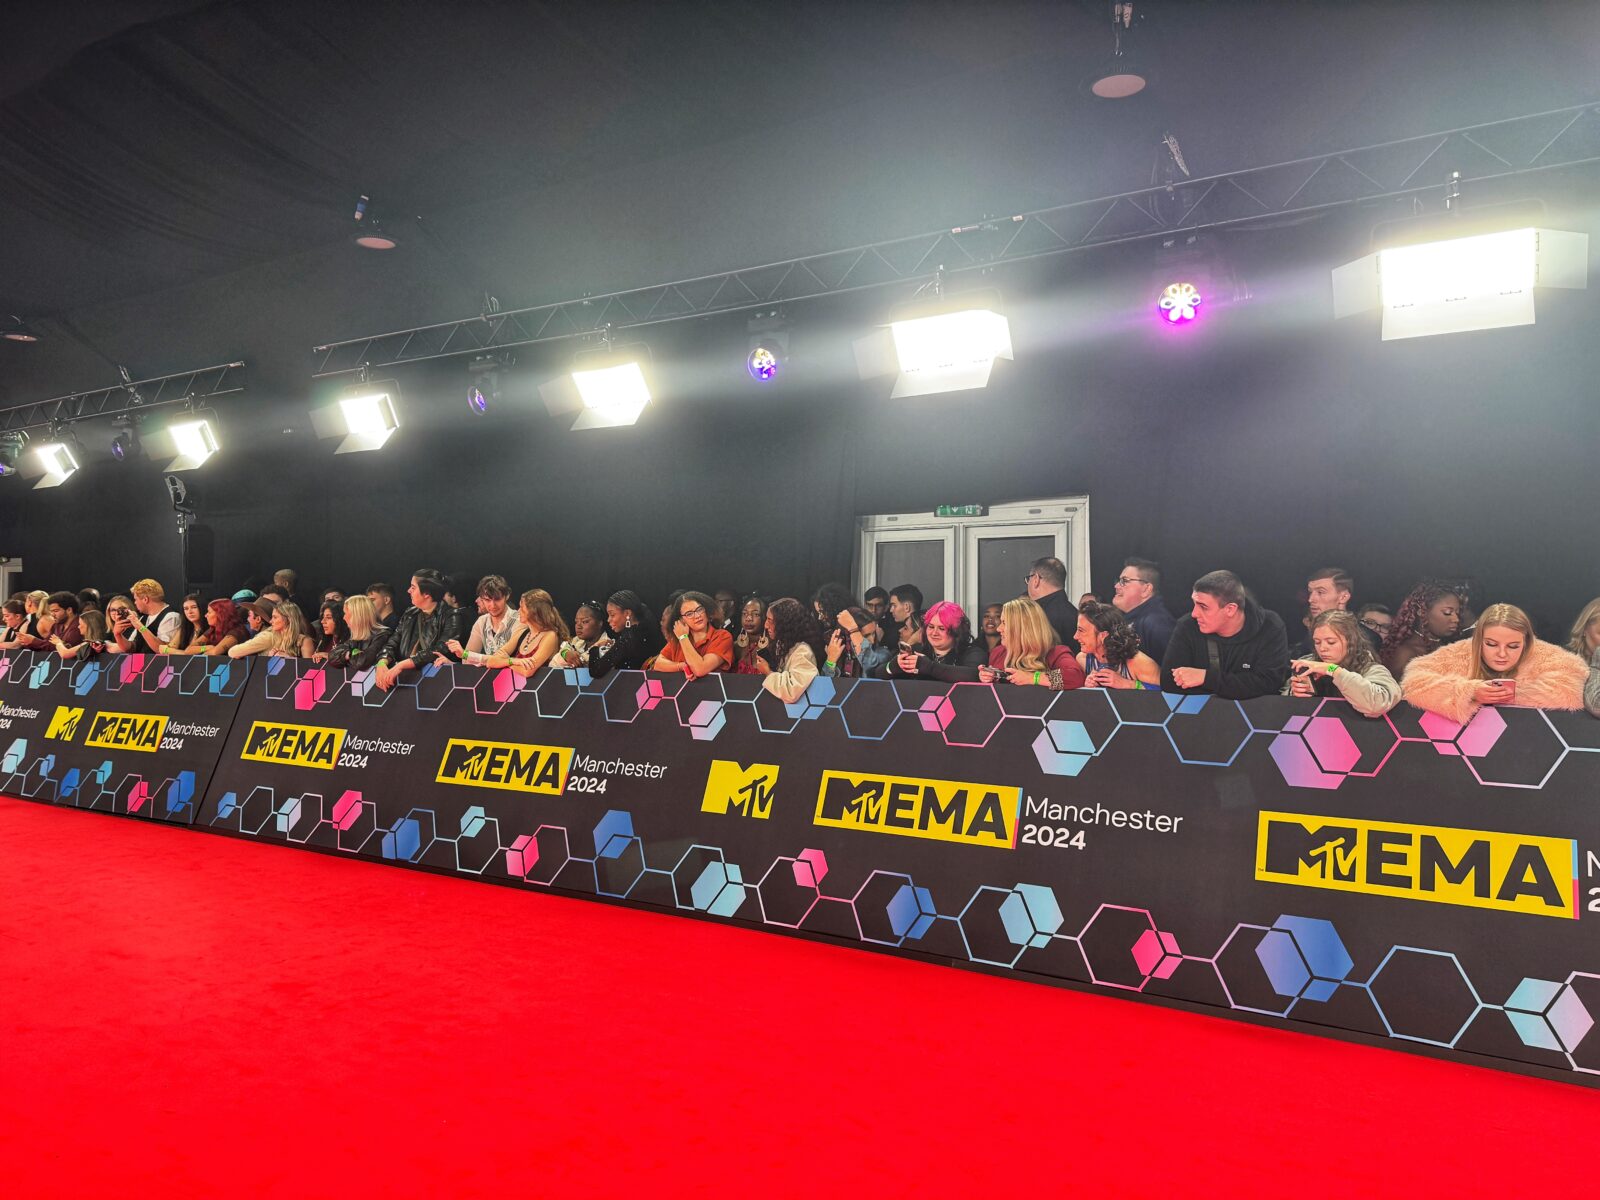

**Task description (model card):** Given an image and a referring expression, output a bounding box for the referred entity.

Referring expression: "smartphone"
[899,642,914,654]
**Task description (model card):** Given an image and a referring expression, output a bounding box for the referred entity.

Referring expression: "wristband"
[824,660,837,669]
[1327,662,1339,675]
[1033,671,1041,685]
[678,634,691,642]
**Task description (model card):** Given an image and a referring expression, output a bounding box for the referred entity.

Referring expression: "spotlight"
[110,414,142,462]
[352,194,399,250]
[856,289,1012,398]
[745,309,790,383]
[2,315,39,343]
[1158,281,1202,323]
[1085,2,1150,99]
[164,413,220,470]
[311,379,401,452]
[0,430,29,477]
[33,425,81,489]
[467,385,488,415]
[1333,223,1588,340]
[570,342,652,429]
[465,352,513,415]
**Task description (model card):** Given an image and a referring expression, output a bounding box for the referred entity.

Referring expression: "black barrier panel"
[0,650,250,824]
[191,661,1600,1086]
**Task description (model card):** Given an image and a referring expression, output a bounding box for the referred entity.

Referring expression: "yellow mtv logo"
[702,760,779,819]
[46,706,84,741]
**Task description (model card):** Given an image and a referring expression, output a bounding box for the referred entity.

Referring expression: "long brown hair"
[1310,610,1376,672]
[1470,603,1535,680]
[1567,598,1600,659]
[517,589,571,645]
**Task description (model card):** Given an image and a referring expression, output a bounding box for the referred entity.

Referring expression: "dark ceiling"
[1,0,1598,399]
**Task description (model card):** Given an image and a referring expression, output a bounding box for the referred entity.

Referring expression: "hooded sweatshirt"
[1160,597,1290,700]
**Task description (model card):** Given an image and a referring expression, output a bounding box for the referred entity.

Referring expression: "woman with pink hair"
[886,600,990,681]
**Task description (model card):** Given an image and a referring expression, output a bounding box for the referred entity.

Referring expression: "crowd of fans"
[3,559,1597,721]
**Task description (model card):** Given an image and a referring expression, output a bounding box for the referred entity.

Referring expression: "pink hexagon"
[793,847,829,888]
[1455,705,1507,757]
[1304,716,1360,774]
[127,780,149,814]
[492,668,526,705]
[120,655,146,684]
[917,694,954,733]
[1268,733,1345,789]
[1132,928,1164,975]
[331,790,364,831]
[293,669,327,711]
[635,678,665,711]
[506,833,539,879]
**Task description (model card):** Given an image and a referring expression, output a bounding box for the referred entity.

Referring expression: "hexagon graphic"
[72,661,104,695]
[685,699,727,741]
[635,677,666,711]
[1131,929,1183,980]
[793,848,828,888]
[998,883,1064,949]
[331,790,366,831]
[1268,715,1365,790]
[534,669,583,719]
[592,809,635,859]
[293,669,327,711]
[956,886,1034,967]
[837,679,901,741]
[854,871,920,946]
[1504,977,1595,1054]
[1163,697,1254,766]
[381,816,423,862]
[1418,706,1505,758]
[939,683,1005,748]
[886,883,939,940]
[756,857,821,928]
[506,833,540,880]
[1078,904,1159,989]
[1369,947,1483,1046]
[916,692,954,733]
[785,674,835,721]
[690,860,746,918]
[1032,719,1096,777]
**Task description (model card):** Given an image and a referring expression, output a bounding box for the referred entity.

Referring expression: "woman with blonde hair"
[486,589,568,678]
[1571,598,1600,718]
[977,596,1085,690]
[1402,603,1587,723]
[1285,609,1401,717]
[229,600,314,658]
[326,594,386,671]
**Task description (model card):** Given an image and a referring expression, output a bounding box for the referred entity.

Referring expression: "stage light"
[335,391,400,453]
[1333,225,1588,340]
[886,306,1013,398]
[352,194,398,250]
[747,345,780,381]
[3,316,39,343]
[1158,281,1202,323]
[467,385,488,415]
[33,439,80,489]
[1085,2,1149,98]
[571,360,651,428]
[110,415,142,462]
[165,416,219,470]
[0,431,28,477]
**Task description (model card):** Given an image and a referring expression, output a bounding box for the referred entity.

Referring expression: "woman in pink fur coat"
[1401,603,1588,723]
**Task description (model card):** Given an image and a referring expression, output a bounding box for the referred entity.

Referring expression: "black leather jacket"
[377,606,456,669]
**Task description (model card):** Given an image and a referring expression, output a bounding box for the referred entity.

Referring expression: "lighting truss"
[310,104,1600,377]
[0,362,246,434]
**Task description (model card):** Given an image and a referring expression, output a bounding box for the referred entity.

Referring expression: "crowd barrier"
[3,648,1597,1086]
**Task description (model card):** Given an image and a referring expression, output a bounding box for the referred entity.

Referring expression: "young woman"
[229,600,313,658]
[1284,609,1401,717]
[979,604,1003,656]
[652,590,733,676]
[1076,601,1161,690]
[0,598,28,649]
[1402,603,1587,723]
[977,597,1085,690]
[757,598,825,703]
[1381,581,1464,677]
[326,595,387,671]
[23,590,52,643]
[1567,598,1600,661]
[54,607,108,661]
[885,601,987,681]
[552,600,610,669]
[732,596,772,675]
[311,601,351,662]
[199,599,249,657]
[486,589,569,678]
[566,590,660,678]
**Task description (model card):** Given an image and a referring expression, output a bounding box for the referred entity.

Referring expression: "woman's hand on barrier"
[1004,667,1039,686]
[897,650,919,675]
[1089,667,1132,690]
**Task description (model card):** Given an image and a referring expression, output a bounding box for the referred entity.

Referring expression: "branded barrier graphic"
[4,651,1597,1085]
[0,650,248,823]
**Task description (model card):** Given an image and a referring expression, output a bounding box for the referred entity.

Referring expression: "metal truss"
[0,361,246,433]
[314,102,1600,376]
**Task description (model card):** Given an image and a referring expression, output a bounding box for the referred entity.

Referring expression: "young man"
[366,582,397,627]
[117,578,183,653]
[887,584,924,651]
[863,587,891,626]
[447,575,520,664]
[1293,567,1379,655]
[1024,557,1080,654]
[1161,569,1290,699]
[374,571,455,691]
[44,592,85,653]
[1111,556,1176,663]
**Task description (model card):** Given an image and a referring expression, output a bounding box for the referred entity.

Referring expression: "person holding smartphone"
[1402,603,1587,723]
[1283,610,1400,717]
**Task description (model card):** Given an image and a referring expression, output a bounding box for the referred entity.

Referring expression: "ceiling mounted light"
[335,391,400,452]
[1085,2,1150,99]
[2,315,40,343]
[352,194,399,250]
[164,413,220,470]
[571,354,652,428]
[33,426,81,489]
[0,431,29,477]
[746,309,790,383]
[110,414,143,461]
[1158,281,1202,323]
[855,288,1013,398]
[465,352,513,415]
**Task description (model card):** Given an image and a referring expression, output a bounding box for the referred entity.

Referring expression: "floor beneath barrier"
[0,795,1594,1198]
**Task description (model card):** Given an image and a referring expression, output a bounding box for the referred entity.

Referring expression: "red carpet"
[1,796,1594,1198]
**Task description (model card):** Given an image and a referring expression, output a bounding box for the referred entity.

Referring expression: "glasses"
[1022,573,1038,585]
[1114,575,1144,587]
[678,606,705,619]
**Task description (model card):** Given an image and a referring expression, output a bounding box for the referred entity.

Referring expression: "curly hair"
[1381,579,1462,658]
[1079,601,1140,667]
[767,597,823,666]
[207,598,250,645]
[810,582,856,629]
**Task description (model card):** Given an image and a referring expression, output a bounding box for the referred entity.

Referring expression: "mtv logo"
[46,706,85,741]
[701,760,779,819]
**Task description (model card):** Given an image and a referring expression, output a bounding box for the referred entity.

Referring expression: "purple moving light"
[1158,281,1202,323]
[747,345,780,381]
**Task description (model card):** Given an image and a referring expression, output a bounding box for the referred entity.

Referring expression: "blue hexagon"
[686,699,727,741]
[460,805,488,838]
[1031,721,1094,777]
[1255,929,1311,998]
[886,883,938,940]
[592,809,635,859]
[999,883,1065,949]
[785,674,836,721]
[381,816,422,862]
[837,678,901,741]
[72,661,103,695]
[1368,947,1483,1046]
[690,860,746,917]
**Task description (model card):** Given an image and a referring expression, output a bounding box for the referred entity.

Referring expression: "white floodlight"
[335,391,400,452]
[1333,226,1587,340]
[165,417,220,470]
[869,304,1013,398]
[32,441,79,489]
[570,359,651,429]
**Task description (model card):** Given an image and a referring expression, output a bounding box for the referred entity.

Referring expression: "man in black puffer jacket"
[1161,569,1289,699]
